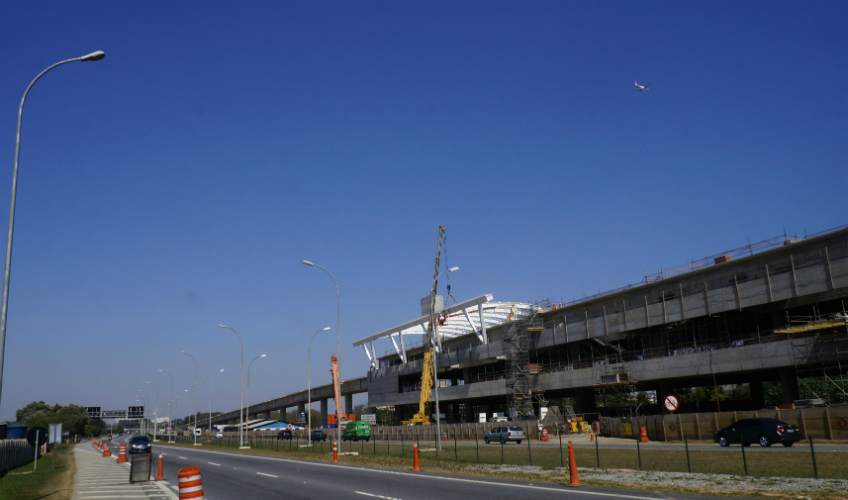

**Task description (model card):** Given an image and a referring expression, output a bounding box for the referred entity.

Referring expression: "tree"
[353,404,366,420]
[16,401,54,427]
[85,418,106,436]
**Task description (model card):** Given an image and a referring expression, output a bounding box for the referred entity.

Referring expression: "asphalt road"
[106,434,747,500]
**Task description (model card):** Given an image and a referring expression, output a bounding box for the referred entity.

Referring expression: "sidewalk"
[71,442,179,500]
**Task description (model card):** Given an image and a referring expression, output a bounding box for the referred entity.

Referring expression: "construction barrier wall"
[600,406,848,441]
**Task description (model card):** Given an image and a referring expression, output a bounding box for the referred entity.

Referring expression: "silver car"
[483,425,526,444]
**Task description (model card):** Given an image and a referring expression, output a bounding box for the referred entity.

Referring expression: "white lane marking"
[207,462,221,466]
[152,446,662,499]
[356,492,403,500]
[170,486,179,491]
[178,456,187,459]
[257,472,279,478]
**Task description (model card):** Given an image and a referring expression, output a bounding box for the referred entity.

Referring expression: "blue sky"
[0,1,845,423]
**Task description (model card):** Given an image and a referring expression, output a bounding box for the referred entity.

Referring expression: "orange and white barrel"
[178,466,205,499]
[116,444,127,463]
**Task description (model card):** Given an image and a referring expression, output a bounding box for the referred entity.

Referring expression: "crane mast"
[402,225,444,426]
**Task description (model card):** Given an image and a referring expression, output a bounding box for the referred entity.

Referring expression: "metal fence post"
[559,430,564,468]
[527,433,532,466]
[501,438,504,464]
[685,436,691,473]
[636,437,642,471]
[454,435,458,461]
[476,431,479,463]
[595,434,600,468]
[741,437,748,476]
[810,437,819,479]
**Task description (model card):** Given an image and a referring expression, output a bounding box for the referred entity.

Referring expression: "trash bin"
[130,453,153,483]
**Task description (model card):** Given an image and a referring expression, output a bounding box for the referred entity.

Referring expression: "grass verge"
[0,443,75,500]
[152,440,847,500]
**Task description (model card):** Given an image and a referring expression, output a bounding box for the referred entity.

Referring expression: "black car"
[277,430,293,440]
[310,430,327,442]
[714,418,802,447]
[128,435,151,454]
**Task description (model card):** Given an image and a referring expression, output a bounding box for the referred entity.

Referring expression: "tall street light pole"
[180,351,200,446]
[218,325,246,448]
[246,354,266,438]
[209,369,224,436]
[308,327,331,446]
[0,50,105,410]
[137,395,148,436]
[302,260,340,445]
[430,266,459,451]
[145,382,159,442]
[158,369,174,442]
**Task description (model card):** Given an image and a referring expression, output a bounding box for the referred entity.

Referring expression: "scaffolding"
[505,311,544,419]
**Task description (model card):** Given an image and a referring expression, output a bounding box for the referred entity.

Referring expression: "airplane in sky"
[631,81,651,91]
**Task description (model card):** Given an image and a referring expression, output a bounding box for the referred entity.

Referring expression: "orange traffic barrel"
[116,444,127,463]
[178,466,205,499]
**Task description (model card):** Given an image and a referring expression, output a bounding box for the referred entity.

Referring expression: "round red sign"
[664,395,680,412]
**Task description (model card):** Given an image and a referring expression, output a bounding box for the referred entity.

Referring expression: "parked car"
[215,431,223,438]
[483,425,525,444]
[128,435,151,454]
[714,418,801,447]
[310,430,327,442]
[277,430,293,441]
[342,421,371,442]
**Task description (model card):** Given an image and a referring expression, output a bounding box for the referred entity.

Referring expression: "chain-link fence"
[156,432,845,480]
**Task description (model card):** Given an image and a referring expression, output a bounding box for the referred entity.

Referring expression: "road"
[108,434,744,500]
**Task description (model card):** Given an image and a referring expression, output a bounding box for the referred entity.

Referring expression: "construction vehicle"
[330,354,349,427]
[402,226,445,426]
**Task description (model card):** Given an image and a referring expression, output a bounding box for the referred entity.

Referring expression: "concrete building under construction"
[357,225,848,422]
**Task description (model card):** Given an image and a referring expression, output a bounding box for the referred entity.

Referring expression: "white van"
[194,428,202,437]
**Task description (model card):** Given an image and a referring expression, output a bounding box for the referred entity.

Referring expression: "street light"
[430,266,458,451]
[137,394,148,435]
[0,50,105,408]
[159,369,174,442]
[218,325,246,448]
[180,351,200,446]
[145,382,159,442]
[246,354,266,436]
[308,327,331,446]
[302,260,341,445]
[209,369,224,436]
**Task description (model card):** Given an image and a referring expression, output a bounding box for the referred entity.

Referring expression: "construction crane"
[402,225,445,426]
[330,353,347,426]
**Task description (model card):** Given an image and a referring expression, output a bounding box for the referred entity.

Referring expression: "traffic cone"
[411,440,421,472]
[102,442,111,457]
[443,430,447,442]
[116,444,128,463]
[639,425,649,443]
[332,439,339,463]
[567,441,580,486]
[590,431,594,442]
[156,452,165,480]
[178,466,204,499]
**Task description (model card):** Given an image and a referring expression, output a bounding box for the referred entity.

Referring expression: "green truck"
[342,421,371,442]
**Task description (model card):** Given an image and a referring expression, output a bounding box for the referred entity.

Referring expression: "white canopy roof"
[352,293,543,368]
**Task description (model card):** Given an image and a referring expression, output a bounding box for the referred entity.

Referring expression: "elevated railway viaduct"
[365,226,848,422]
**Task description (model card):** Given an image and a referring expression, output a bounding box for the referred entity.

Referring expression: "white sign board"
[361,414,377,424]
[479,413,487,423]
[49,423,62,444]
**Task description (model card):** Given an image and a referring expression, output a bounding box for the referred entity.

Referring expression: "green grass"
[159,435,848,480]
[0,444,75,500]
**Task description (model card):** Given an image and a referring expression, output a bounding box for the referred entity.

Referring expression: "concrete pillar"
[320,399,328,426]
[780,367,800,404]
[298,402,305,415]
[464,399,475,423]
[345,394,353,415]
[658,380,673,411]
[750,378,765,408]
[574,387,596,414]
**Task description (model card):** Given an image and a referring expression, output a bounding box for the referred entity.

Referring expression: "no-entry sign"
[664,395,680,412]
